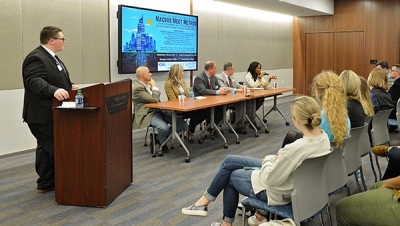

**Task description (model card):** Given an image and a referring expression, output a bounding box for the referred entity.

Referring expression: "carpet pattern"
[0,95,394,226]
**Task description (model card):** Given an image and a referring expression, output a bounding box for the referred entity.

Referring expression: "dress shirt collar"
[41,44,56,58]
[138,80,152,94]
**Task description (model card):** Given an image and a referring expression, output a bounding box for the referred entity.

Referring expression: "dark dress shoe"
[249,122,261,130]
[161,145,170,153]
[37,186,55,193]
[235,127,248,135]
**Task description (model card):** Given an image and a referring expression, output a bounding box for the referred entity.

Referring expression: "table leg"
[160,111,191,162]
[263,95,290,126]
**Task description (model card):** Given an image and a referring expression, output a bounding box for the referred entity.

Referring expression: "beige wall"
[0,0,294,156]
[0,0,109,91]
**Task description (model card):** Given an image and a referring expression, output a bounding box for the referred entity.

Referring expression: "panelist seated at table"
[193,61,227,133]
[243,61,277,129]
[164,64,208,143]
[216,62,253,135]
[132,66,187,153]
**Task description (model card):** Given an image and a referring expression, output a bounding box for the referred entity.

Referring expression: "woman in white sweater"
[181,96,332,226]
[243,61,277,129]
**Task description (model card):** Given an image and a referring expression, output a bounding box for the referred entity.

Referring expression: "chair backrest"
[323,146,348,195]
[359,116,372,156]
[371,108,393,146]
[343,124,367,174]
[291,153,330,226]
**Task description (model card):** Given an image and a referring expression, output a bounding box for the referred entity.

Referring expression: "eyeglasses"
[391,70,399,73]
[53,37,65,42]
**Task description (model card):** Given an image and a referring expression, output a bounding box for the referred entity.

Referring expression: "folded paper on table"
[194,96,206,100]
[57,101,76,108]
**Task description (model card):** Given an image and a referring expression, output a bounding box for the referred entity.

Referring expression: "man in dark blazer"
[22,26,77,192]
[388,64,400,131]
[216,62,254,134]
[132,66,186,153]
[193,61,227,131]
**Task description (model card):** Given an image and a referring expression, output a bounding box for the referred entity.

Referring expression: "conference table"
[145,87,295,162]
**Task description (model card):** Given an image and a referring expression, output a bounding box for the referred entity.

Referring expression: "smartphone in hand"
[244,167,260,170]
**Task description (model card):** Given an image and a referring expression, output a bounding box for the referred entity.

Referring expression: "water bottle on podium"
[75,89,84,108]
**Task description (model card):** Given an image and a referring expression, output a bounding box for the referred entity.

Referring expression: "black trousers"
[183,109,209,133]
[28,123,55,189]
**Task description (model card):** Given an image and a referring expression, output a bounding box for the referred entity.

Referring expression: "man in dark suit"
[216,62,254,134]
[193,61,227,132]
[22,26,77,192]
[388,64,400,131]
[132,66,186,153]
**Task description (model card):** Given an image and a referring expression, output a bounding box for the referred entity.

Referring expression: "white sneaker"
[259,218,296,226]
[248,215,267,226]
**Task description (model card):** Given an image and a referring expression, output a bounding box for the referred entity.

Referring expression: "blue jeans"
[204,155,266,223]
[382,147,400,180]
[150,110,186,144]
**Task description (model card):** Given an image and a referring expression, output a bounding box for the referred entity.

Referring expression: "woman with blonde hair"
[181,96,331,226]
[164,64,208,142]
[367,68,394,113]
[311,70,350,148]
[359,76,375,117]
[339,70,365,128]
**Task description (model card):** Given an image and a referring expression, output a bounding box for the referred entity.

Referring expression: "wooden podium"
[53,79,132,207]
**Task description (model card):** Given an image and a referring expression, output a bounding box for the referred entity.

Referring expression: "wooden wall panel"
[364,0,400,77]
[306,16,333,33]
[334,32,364,76]
[305,33,334,95]
[293,17,306,95]
[334,0,364,31]
[294,0,400,93]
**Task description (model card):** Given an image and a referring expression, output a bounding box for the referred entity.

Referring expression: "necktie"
[228,77,233,88]
[209,77,213,90]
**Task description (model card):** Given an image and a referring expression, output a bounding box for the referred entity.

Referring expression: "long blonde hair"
[311,71,348,147]
[167,64,184,86]
[339,70,361,101]
[359,76,374,116]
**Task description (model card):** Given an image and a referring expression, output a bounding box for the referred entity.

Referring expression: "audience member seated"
[311,70,350,148]
[388,64,400,132]
[164,64,208,143]
[372,145,400,180]
[181,96,332,226]
[193,61,227,135]
[339,70,365,128]
[359,76,375,117]
[336,175,400,226]
[375,61,392,88]
[243,61,277,130]
[132,66,186,153]
[216,62,253,134]
[368,68,394,114]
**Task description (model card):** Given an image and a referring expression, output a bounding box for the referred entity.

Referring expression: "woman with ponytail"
[181,96,331,226]
[311,70,350,148]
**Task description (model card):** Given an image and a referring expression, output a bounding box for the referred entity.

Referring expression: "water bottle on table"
[189,88,195,99]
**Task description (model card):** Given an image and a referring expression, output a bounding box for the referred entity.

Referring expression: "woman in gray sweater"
[181,96,332,226]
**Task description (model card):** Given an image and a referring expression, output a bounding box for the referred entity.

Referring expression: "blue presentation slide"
[119,6,198,72]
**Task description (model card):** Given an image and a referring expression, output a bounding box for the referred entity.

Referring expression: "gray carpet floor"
[0,95,394,226]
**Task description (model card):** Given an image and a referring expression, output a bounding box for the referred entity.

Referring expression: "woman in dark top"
[339,70,365,128]
[368,68,394,113]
